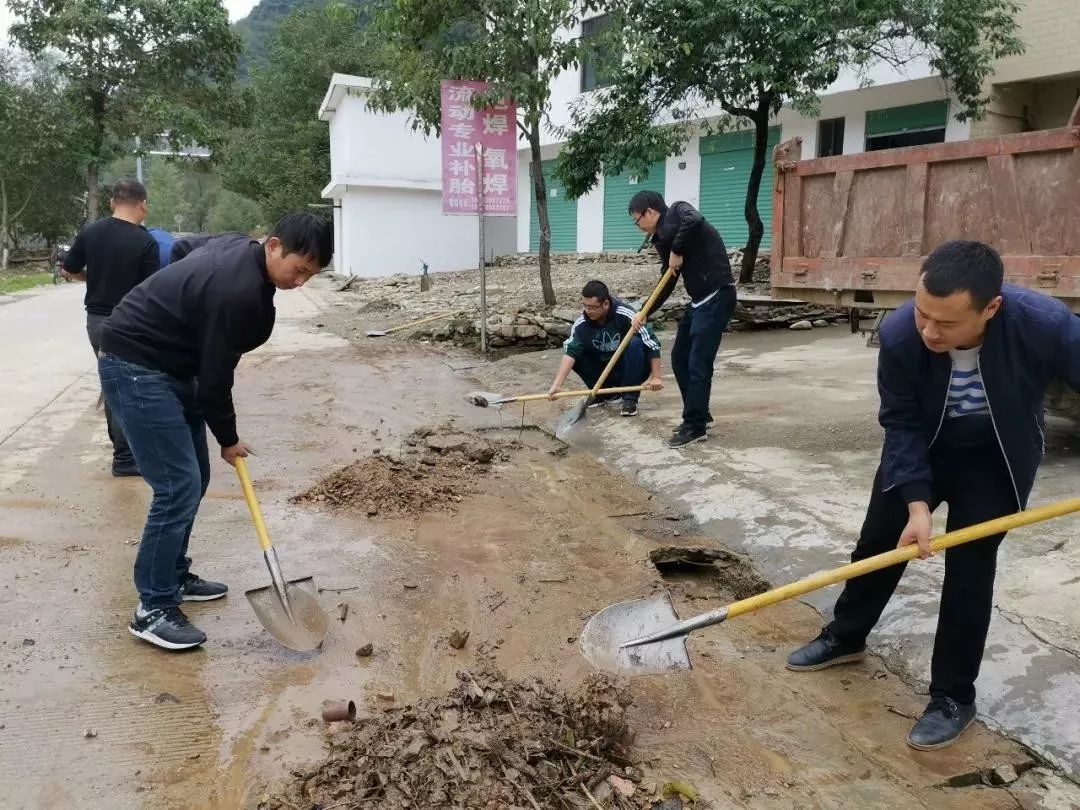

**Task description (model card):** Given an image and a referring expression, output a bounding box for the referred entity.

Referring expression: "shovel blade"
[245,576,329,652]
[365,330,389,338]
[580,591,692,676]
[465,391,505,408]
[554,398,589,439]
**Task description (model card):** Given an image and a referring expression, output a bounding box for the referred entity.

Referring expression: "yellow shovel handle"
[386,309,462,333]
[508,385,647,404]
[726,496,1080,622]
[589,267,676,397]
[235,456,273,553]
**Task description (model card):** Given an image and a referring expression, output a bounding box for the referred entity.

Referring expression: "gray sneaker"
[180,573,228,602]
[129,604,207,650]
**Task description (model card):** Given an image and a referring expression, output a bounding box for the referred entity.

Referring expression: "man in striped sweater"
[548,280,664,416]
[786,241,1080,751]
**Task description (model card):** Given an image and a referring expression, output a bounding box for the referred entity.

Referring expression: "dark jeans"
[572,334,649,402]
[672,286,736,431]
[87,314,135,467]
[98,353,211,608]
[826,445,1015,705]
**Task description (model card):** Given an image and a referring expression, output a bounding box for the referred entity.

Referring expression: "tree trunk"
[86,161,100,222]
[1,178,9,273]
[528,120,557,306]
[739,93,773,284]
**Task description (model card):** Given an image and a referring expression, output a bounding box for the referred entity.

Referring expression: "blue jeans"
[672,286,736,431]
[98,354,210,608]
[86,314,135,467]
[572,334,649,402]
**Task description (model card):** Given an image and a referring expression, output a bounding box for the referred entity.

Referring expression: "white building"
[318,74,515,278]
[322,2,1079,271]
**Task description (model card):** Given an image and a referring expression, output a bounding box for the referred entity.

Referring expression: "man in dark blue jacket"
[786,241,1080,750]
[548,280,664,417]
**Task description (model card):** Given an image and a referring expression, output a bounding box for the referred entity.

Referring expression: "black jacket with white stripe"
[563,296,662,362]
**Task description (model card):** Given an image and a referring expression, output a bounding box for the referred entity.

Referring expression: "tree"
[364,0,603,305]
[556,0,1023,282]
[219,2,373,223]
[207,190,265,233]
[144,161,194,232]
[0,51,85,269]
[9,0,243,219]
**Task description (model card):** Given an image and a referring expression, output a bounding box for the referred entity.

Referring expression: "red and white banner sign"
[440,80,517,216]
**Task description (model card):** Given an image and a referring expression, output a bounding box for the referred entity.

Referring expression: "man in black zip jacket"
[787,241,1080,750]
[97,213,333,651]
[627,191,736,447]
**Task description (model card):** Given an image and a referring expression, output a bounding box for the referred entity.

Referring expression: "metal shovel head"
[554,397,589,439]
[580,591,692,676]
[365,330,389,338]
[245,576,329,651]
[465,391,505,408]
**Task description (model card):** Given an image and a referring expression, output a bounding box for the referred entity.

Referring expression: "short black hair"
[920,240,1004,310]
[112,177,147,205]
[628,190,667,216]
[581,280,611,302]
[270,212,334,268]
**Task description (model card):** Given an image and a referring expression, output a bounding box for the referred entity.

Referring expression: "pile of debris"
[290,427,511,517]
[268,670,691,810]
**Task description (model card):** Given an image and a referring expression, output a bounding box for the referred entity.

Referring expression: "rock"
[356,644,374,658]
[790,320,813,331]
[551,308,581,323]
[376,691,395,702]
[540,321,571,338]
[83,728,97,739]
[812,319,830,328]
[466,445,496,464]
[21,638,34,647]
[449,630,470,649]
[608,774,636,797]
[990,764,1020,785]
[154,692,181,705]
[511,324,544,340]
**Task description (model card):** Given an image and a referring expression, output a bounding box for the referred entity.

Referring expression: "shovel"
[580,497,1080,675]
[555,267,677,438]
[467,384,648,408]
[235,457,329,651]
[366,309,462,337]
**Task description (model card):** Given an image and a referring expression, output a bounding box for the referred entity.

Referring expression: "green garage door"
[529,159,577,252]
[602,161,666,250]
[698,127,780,249]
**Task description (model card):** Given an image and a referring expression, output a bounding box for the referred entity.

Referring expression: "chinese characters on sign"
[440,80,517,216]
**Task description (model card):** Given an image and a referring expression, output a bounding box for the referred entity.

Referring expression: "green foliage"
[220,2,373,223]
[8,0,244,213]
[144,161,194,232]
[207,190,265,233]
[557,0,1023,277]
[0,51,86,259]
[0,272,55,294]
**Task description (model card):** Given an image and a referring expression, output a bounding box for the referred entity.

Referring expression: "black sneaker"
[111,461,141,477]
[587,394,620,409]
[668,425,707,447]
[129,604,207,650]
[180,573,228,602]
[907,697,977,750]
[621,400,638,417]
[785,630,866,671]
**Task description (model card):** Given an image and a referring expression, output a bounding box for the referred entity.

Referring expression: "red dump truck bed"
[771,99,1080,311]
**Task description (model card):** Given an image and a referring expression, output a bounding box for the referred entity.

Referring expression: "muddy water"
[0,290,1042,809]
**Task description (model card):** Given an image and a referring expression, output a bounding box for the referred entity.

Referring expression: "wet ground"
[1,281,1079,808]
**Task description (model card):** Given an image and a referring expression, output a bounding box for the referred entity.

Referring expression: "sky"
[1,0,260,44]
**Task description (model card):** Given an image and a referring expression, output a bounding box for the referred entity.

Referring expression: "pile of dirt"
[290,427,511,517]
[269,670,682,809]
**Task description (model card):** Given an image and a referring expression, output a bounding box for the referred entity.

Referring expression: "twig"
[606,511,649,518]
[580,784,606,809]
[318,585,360,593]
[446,747,470,781]
[547,738,608,763]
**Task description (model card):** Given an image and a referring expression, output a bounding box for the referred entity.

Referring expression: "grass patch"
[0,272,54,295]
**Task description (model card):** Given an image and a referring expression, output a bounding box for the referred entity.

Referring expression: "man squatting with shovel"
[787,241,1080,749]
[97,213,333,651]
[627,191,737,447]
[547,280,665,415]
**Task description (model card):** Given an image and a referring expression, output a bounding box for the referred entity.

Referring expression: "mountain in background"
[233,0,369,78]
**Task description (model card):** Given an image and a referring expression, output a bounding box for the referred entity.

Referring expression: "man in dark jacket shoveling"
[548,280,664,416]
[627,191,736,447]
[98,212,333,651]
[786,240,1080,750]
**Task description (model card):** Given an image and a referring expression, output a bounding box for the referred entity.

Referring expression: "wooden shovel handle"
[589,267,677,397]
[726,497,1080,622]
[386,309,462,333]
[504,385,647,405]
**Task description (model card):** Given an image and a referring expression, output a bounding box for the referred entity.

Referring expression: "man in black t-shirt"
[64,178,159,476]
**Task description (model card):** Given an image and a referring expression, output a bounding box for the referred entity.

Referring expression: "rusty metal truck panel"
[771,97,1080,310]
